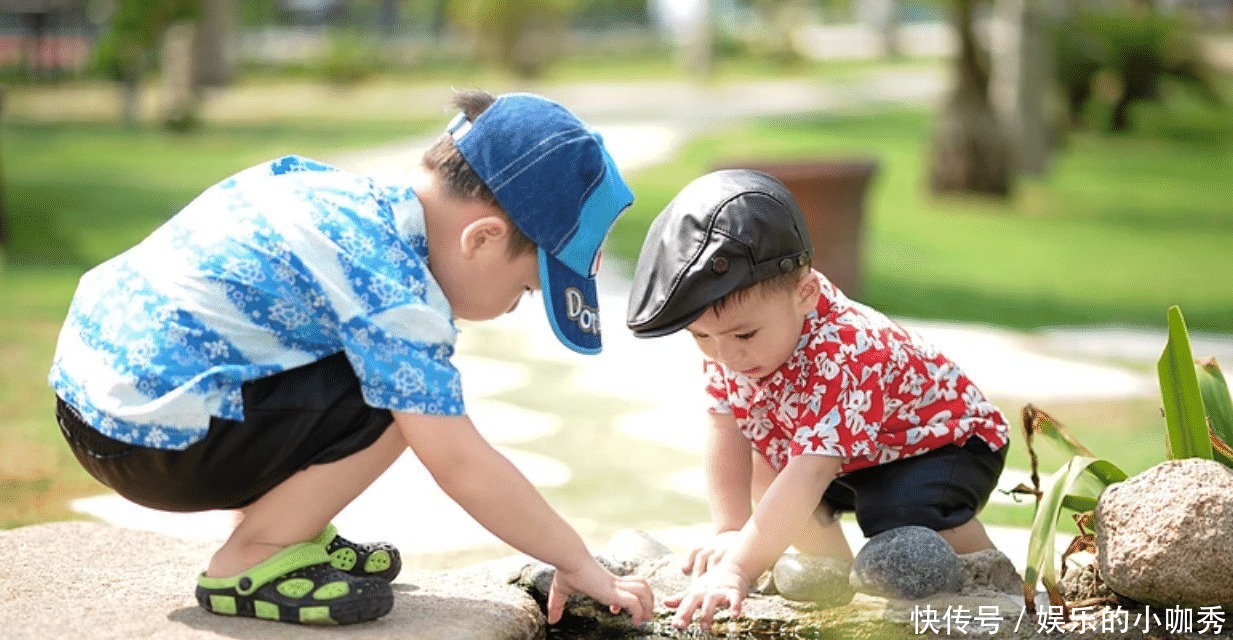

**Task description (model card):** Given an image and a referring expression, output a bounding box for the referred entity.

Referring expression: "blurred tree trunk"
[101,0,201,128]
[683,0,714,78]
[162,21,199,130]
[378,0,400,38]
[857,0,900,58]
[753,0,807,62]
[929,0,1013,197]
[0,87,7,249]
[119,47,143,128]
[193,0,238,87]
[431,0,449,40]
[991,0,1054,176]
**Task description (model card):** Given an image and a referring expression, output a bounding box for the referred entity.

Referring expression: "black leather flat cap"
[626,169,813,338]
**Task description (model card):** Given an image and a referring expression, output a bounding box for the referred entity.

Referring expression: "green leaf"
[1197,357,1233,448]
[1158,306,1213,460]
[1024,456,1128,610]
[1022,404,1094,458]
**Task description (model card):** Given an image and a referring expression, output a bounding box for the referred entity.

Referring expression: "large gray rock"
[1096,458,1233,608]
[850,526,963,599]
[0,521,543,640]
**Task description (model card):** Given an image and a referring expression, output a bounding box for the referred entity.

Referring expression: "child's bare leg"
[207,423,406,577]
[751,451,853,562]
[938,517,996,554]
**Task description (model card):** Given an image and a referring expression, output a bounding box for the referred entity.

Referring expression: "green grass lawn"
[0,118,436,527]
[609,93,1233,335]
[1,81,1230,532]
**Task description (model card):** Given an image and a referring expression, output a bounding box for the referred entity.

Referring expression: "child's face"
[685,278,816,380]
[449,239,541,322]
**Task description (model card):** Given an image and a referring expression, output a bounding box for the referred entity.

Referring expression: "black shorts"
[822,437,1008,537]
[56,352,394,512]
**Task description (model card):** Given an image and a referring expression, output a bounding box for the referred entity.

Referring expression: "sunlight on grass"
[614,102,1233,334]
[2,79,1228,532]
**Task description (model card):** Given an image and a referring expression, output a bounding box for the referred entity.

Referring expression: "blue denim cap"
[448,93,634,354]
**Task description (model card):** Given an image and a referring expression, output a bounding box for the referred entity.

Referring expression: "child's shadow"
[168,584,421,639]
[168,582,543,638]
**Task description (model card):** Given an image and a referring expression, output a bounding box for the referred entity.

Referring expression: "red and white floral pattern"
[705,273,1009,474]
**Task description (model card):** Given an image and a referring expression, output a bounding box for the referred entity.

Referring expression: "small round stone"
[850,526,963,600]
[772,553,855,608]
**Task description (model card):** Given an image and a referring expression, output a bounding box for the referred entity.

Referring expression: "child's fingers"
[704,548,726,573]
[697,591,727,632]
[671,592,703,629]
[610,590,648,625]
[663,592,684,608]
[680,547,700,574]
[726,589,744,618]
[690,549,716,578]
[545,584,568,625]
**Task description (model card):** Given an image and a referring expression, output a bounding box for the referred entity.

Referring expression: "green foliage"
[449,0,580,78]
[1053,9,1222,132]
[316,31,386,86]
[1021,306,1233,610]
[1159,305,1214,460]
[93,0,201,80]
[1023,456,1127,610]
[1197,358,1233,451]
[614,106,1233,334]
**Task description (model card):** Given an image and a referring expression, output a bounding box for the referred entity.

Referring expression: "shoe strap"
[198,542,331,596]
[312,522,340,548]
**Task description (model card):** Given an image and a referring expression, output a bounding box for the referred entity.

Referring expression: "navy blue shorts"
[56,352,394,512]
[822,437,1008,537]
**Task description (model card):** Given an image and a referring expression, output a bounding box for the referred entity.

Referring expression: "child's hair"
[710,265,811,316]
[422,89,536,258]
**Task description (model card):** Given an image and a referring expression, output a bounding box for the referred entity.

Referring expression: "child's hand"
[546,559,654,626]
[666,561,750,632]
[679,530,739,578]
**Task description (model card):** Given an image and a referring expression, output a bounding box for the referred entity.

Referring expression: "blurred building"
[0,0,92,76]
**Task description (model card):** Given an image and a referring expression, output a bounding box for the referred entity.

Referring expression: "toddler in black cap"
[627,169,1011,631]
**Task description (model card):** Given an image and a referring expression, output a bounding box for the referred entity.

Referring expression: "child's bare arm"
[393,411,654,624]
[677,412,751,580]
[705,412,752,533]
[671,453,842,631]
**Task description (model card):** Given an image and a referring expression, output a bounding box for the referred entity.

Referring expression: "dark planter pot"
[720,159,879,299]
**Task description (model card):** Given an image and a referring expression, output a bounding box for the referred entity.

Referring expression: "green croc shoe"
[196,542,393,625]
[314,523,402,582]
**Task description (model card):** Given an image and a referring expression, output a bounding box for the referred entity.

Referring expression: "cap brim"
[539,249,602,354]
[629,304,708,339]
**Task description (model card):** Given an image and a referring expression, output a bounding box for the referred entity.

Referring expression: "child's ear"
[459,216,510,259]
[796,270,820,307]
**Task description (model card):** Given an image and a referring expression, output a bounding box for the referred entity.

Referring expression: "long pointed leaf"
[1158,306,1212,460]
[1023,456,1128,611]
[1197,357,1233,448]
[1023,404,1094,458]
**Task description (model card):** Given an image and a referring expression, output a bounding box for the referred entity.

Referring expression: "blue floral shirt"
[49,155,464,450]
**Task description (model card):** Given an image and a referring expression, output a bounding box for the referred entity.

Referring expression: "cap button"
[798,254,809,267]
[779,258,794,272]
[712,256,729,274]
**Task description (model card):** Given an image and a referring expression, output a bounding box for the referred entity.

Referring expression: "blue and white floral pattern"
[49,155,463,450]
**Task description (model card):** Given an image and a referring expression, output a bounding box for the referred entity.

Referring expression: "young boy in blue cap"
[626,169,1010,631]
[49,90,653,626]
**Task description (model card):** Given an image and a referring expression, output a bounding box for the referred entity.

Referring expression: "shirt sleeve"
[339,304,464,416]
[703,359,732,415]
[789,346,884,464]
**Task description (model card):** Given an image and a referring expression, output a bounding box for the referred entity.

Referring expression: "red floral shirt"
[705,272,1009,474]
